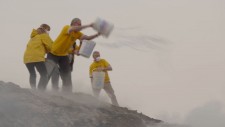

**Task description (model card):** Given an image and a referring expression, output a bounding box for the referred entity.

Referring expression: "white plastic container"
[93,18,114,38]
[92,72,105,89]
[79,40,96,58]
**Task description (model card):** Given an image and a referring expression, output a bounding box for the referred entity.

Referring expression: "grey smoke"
[97,26,174,72]
[98,26,173,52]
[146,122,189,127]
[184,101,225,127]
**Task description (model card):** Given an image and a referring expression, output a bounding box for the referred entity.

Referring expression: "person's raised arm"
[68,23,93,34]
[80,33,101,40]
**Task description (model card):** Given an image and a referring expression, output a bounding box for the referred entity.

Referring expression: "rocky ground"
[0,81,187,127]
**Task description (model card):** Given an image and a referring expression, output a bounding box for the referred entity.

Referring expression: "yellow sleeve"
[68,49,73,54]
[68,44,79,54]
[102,59,110,67]
[62,25,70,34]
[75,44,80,50]
[71,31,83,40]
[77,32,83,40]
[41,34,53,52]
[89,64,93,78]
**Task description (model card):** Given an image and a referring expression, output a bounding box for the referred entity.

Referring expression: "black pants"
[25,62,48,90]
[47,53,72,92]
[51,55,75,91]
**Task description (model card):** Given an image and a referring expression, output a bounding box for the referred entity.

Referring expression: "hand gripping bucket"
[92,72,105,89]
[79,40,96,58]
[93,18,114,38]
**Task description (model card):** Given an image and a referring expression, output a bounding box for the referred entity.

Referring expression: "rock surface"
[0,81,163,127]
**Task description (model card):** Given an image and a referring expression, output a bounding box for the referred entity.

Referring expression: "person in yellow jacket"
[47,18,100,92]
[24,24,53,90]
[89,51,119,106]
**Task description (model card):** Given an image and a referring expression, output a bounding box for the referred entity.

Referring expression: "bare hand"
[74,50,80,55]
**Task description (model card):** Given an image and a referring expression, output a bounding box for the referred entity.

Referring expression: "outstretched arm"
[80,33,101,40]
[68,23,93,34]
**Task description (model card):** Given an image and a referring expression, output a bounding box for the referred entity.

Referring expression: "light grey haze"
[0,0,225,124]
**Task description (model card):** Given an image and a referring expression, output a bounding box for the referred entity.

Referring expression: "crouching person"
[89,51,119,106]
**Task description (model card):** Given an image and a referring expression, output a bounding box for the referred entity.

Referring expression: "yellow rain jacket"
[30,29,38,38]
[23,29,53,64]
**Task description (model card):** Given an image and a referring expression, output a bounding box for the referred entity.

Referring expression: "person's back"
[24,28,52,64]
[24,24,53,90]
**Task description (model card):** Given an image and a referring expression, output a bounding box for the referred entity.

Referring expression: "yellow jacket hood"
[24,33,53,63]
[30,29,38,38]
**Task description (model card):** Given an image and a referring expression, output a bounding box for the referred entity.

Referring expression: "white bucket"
[93,18,114,38]
[92,72,105,89]
[79,40,96,58]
